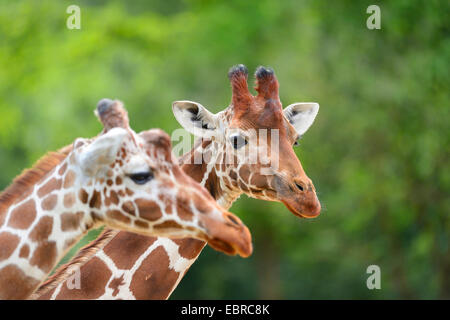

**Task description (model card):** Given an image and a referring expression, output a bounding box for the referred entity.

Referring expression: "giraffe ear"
[172,101,218,138]
[283,103,319,136]
[77,127,128,176]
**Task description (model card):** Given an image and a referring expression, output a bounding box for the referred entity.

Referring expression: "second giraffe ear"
[283,102,319,136]
[76,127,128,176]
[172,100,218,138]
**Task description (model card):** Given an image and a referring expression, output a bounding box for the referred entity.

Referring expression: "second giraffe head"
[173,65,321,218]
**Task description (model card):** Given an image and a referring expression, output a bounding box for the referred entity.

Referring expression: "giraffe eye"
[230,134,248,149]
[293,136,302,147]
[129,172,153,185]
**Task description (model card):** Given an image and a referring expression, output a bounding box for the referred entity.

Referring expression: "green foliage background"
[0,0,448,299]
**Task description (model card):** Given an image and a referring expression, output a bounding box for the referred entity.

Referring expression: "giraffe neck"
[0,156,101,299]
[180,139,242,209]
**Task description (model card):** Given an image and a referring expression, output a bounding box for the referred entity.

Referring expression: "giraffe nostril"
[295,182,304,192]
[226,214,241,226]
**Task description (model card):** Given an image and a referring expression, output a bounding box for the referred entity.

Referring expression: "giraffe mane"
[30,228,118,299]
[0,145,72,215]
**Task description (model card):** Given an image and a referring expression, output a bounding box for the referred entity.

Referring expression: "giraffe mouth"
[281,199,321,219]
[208,238,237,255]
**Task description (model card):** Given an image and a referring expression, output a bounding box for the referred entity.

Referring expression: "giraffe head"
[68,99,252,257]
[173,65,320,218]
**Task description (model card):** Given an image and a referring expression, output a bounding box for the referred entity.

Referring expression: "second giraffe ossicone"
[0,99,252,300]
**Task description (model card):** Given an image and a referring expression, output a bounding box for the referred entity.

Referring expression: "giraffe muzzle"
[274,175,321,218]
[200,212,253,258]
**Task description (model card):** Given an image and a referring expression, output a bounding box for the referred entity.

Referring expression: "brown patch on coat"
[63,193,75,208]
[0,265,41,299]
[109,275,125,297]
[104,190,119,206]
[0,232,20,261]
[135,199,162,221]
[30,241,57,273]
[103,232,156,270]
[63,170,76,189]
[130,246,180,299]
[108,190,119,206]
[158,194,173,214]
[19,244,30,258]
[61,212,84,231]
[121,201,135,216]
[37,178,62,198]
[7,199,36,229]
[250,174,267,189]
[239,180,249,192]
[58,162,68,176]
[89,190,102,209]
[192,193,211,215]
[172,238,206,260]
[15,188,33,205]
[29,216,53,242]
[41,194,58,211]
[135,220,149,229]
[239,166,251,183]
[79,189,89,204]
[107,210,131,224]
[176,189,193,221]
[153,220,182,230]
[222,176,232,189]
[54,257,112,299]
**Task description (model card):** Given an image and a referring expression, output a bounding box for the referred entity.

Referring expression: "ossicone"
[254,65,279,101]
[95,98,130,132]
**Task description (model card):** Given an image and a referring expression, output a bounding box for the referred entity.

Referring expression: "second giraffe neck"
[180,139,241,209]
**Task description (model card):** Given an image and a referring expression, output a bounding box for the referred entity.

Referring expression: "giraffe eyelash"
[128,172,154,185]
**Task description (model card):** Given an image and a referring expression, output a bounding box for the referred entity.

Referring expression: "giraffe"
[33,65,321,300]
[0,98,253,300]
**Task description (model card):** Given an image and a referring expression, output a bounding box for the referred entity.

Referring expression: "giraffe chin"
[207,236,253,258]
[281,200,321,219]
